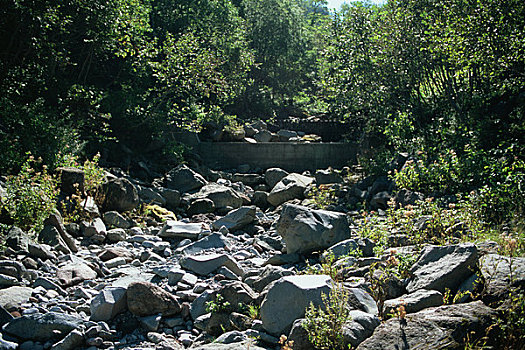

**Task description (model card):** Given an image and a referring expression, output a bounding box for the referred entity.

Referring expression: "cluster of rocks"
[200,120,323,144]
[0,162,523,350]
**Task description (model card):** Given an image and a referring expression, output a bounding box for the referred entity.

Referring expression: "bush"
[1,154,58,233]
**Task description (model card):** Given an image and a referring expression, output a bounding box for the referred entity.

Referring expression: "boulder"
[58,167,84,195]
[315,169,343,185]
[82,217,106,238]
[138,187,166,205]
[90,287,127,321]
[3,312,84,342]
[480,254,525,303]
[180,254,244,277]
[260,275,333,336]
[165,165,207,193]
[276,204,351,254]
[383,289,443,317]
[6,226,29,252]
[217,281,258,307]
[56,257,97,286]
[232,174,263,187]
[407,244,478,293]
[244,265,294,292]
[161,188,181,209]
[253,130,273,143]
[187,198,215,216]
[288,319,316,350]
[44,212,78,253]
[49,329,84,350]
[127,281,181,317]
[38,225,71,254]
[106,228,127,243]
[324,238,375,259]
[177,233,230,255]
[0,286,33,311]
[267,173,314,206]
[102,178,139,212]
[343,310,381,348]
[264,168,289,189]
[356,301,496,350]
[158,221,203,239]
[277,129,298,141]
[187,184,243,210]
[212,206,256,232]
[103,211,132,229]
[28,242,56,260]
[98,247,134,262]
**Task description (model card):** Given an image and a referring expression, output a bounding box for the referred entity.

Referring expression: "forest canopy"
[0,0,523,172]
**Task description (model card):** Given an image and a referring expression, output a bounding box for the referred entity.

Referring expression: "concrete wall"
[197,142,357,172]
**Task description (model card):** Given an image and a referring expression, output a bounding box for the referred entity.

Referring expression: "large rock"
[343,310,381,348]
[103,211,132,229]
[38,225,71,254]
[212,206,256,232]
[260,275,333,336]
[356,301,496,350]
[407,244,478,293]
[90,287,128,321]
[3,312,84,342]
[188,184,243,210]
[58,167,84,195]
[180,254,244,277]
[177,233,230,255]
[158,220,203,239]
[267,173,314,206]
[276,204,351,254]
[49,329,84,350]
[6,226,29,252]
[480,254,525,303]
[264,168,289,189]
[315,169,343,185]
[56,256,97,286]
[44,212,78,253]
[383,289,443,317]
[102,178,139,212]
[0,286,33,311]
[244,265,294,292]
[127,281,181,317]
[165,165,207,193]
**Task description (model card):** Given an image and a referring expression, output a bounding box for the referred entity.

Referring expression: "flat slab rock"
[158,221,203,239]
[407,244,478,293]
[356,301,496,350]
[3,312,84,342]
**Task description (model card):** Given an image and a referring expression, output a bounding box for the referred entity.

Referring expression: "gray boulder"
[253,130,273,143]
[103,178,139,212]
[158,221,203,239]
[165,165,207,193]
[187,183,243,210]
[212,206,256,232]
[356,301,496,350]
[161,188,181,209]
[38,225,71,254]
[45,211,78,253]
[264,168,289,189]
[180,254,244,277]
[244,265,294,292]
[6,226,29,252]
[102,211,132,229]
[383,289,443,317]
[0,286,33,311]
[127,281,181,317]
[267,173,314,206]
[315,169,343,184]
[90,287,127,321]
[56,256,97,286]
[260,275,333,336]
[49,329,84,350]
[187,198,215,216]
[177,233,230,255]
[276,204,351,254]
[480,254,525,303]
[407,243,478,293]
[3,312,84,342]
[58,167,84,195]
[138,187,166,205]
[343,310,381,348]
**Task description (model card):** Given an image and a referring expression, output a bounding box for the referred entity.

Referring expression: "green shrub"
[303,284,351,350]
[2,154,58,233]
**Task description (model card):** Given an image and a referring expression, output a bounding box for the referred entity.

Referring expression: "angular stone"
[267,173,314,206]
[106,228,127,243]
[264,168,289,189]
[50,329,84,350]
[356,301,496,350]
[28,243,56,260]
[127,281,181,317]
[102,178,139,212]
[0,274,18,288]
[58,167,85,195]
[480,254,525,303]
[139,314,161,332]
[56,257,97,286]
[33,277,67,296]
[407,244,478,293]
[44,212,79,253]
[158,221,203,239]
[98,247,134,262]
[383,289,443,317]
[165,165,207,193]
[160,188,181,209]
[38,225,71,254]
[253,130,273,143]
[187,198,215,216]
[177,233,230,255]
[277,204,351,254]
[232,174,264,187]
[83,217,106,238]
[315,169,343,185]
[6,226,29,252]
[187,184,243,210]
[347,287,378,315]
[3,312,84,342]
[343,310,381,348]
[244,265,294,292]
[260,275,333,336]
[0,286,33,311]
[102,211,132,229]
[212,206,256,232]
[180,254,244,277]
[139,187,166,206]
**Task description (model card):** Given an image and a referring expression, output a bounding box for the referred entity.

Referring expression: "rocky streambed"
[0,163,523,350]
